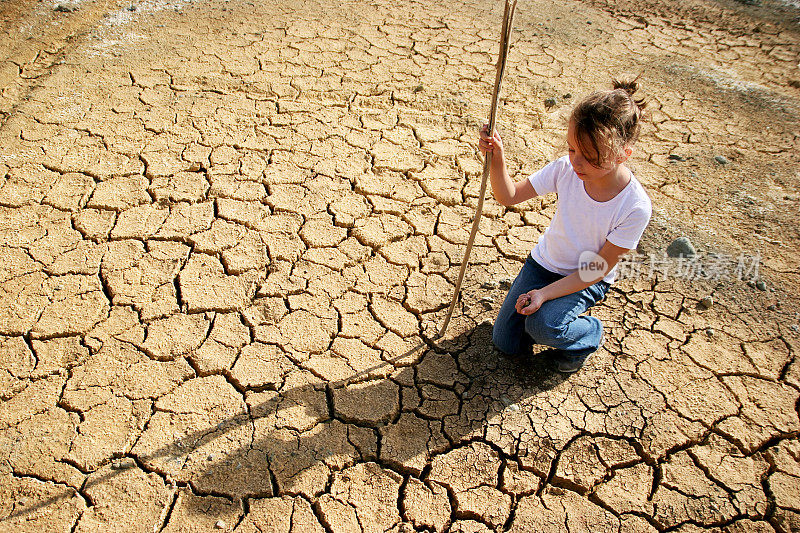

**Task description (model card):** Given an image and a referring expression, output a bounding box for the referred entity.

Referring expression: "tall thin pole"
[437,0,517,339]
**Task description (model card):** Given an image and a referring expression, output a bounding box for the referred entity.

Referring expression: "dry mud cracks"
[0,0,799,531]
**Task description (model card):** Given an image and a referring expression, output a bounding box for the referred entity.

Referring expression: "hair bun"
[612,76,639,96]
[612,75,646,110]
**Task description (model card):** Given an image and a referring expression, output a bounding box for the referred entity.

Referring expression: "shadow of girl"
[8,324,570,531]
[151,323,570,529]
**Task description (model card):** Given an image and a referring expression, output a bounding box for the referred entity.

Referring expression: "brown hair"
[570,76,647,168]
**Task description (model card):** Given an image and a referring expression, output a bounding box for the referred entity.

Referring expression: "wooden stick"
[437,0,517,339]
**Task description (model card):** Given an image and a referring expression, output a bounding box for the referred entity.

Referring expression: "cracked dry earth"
[1,0,799,530]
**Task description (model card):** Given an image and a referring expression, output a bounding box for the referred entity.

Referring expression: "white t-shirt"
[528,155,652,283]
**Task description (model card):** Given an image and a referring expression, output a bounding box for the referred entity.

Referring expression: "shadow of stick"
[4,342,428,522]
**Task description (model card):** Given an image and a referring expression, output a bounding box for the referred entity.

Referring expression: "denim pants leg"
[492,255,610,359]
[492,255,562,356]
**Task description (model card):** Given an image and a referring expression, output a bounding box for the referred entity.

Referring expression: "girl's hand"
[478,124,504,157]
[515,290,546,315]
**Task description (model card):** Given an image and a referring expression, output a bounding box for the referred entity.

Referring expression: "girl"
[479,77,652,373]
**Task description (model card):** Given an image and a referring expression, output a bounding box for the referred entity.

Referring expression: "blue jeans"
[492,255,610,361]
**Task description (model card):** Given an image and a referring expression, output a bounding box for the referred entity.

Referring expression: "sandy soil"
[0,0,798,531]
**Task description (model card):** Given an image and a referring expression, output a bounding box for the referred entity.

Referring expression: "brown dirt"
[0,0,798,531]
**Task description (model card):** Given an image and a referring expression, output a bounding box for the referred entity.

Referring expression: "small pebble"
[714,155,729,165]
[706,328,715,336]
[790,324,800,333]
[756,280,767,291]
[215,520,226,530]
[481,280,499,290]
[544,97,558,108]
[563,93,572,99]
[699,296,713,309]
[127,5,137,11]
[508,403,520,412]
[111,458,135,470]
[768,304,777,311]
[668,154,686,162]
[747,280,756,288]
[479,296,495,304]
[499,277,513,289]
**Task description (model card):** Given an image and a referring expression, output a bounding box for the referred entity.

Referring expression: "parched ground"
[0,0,799,531]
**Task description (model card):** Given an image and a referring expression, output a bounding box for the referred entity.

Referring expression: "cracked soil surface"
[1,0,799,531]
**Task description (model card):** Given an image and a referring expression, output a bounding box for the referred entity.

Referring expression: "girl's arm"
[479,125,538,206]
[516,240,630,315]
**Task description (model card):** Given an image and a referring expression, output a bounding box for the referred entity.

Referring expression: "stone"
[666,236,696,258]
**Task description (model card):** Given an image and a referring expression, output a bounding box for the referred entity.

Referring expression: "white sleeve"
[528,157,568,196]
[607,204,652,250]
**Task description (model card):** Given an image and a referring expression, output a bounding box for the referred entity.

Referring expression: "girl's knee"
[525,312,566,344]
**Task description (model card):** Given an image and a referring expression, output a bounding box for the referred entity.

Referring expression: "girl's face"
[567,121,628,183]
